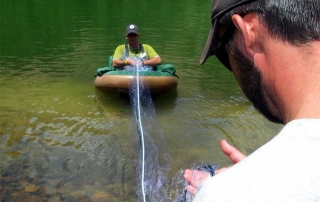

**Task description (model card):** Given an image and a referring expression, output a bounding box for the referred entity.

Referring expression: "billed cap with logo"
[200,0,257,68]
[126,24,140,35]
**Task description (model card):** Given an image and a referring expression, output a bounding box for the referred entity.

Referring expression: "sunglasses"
[127,33,138,37]
[215,24,235,71]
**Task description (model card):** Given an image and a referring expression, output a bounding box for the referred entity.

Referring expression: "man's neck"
[128,43,139,49]
[268,41,320,123]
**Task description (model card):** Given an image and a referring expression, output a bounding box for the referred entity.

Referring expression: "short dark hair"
[221,0,320,46]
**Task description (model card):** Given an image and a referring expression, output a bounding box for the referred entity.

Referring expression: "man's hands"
[112,58,138,68]
[183,139,246,195]
[113,58,143,68]
[112,57,161,68]
[125,58,136,66]
[216,139,246,173]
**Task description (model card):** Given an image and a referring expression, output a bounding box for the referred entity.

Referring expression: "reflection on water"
[0,0,282,201]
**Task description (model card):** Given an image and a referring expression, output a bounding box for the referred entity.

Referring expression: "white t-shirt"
[193,119,320,202]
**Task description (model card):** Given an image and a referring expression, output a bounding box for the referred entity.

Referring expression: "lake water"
[0,0,282,201]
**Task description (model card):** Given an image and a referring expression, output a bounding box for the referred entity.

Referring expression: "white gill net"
[129,62,172,202]
[128,60,218,202]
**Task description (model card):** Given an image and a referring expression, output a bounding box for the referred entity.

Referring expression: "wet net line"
[129,61,173,201]
[133,63,147,202]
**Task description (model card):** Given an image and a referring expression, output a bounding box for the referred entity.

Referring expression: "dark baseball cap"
[200,0,257,67]
[126,24,139,35]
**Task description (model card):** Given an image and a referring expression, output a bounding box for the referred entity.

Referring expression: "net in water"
[128,63,172,202]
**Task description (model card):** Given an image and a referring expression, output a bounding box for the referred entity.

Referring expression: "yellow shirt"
[113,44,159,61]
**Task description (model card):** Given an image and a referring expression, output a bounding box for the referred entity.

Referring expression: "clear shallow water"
[0,0,282,201]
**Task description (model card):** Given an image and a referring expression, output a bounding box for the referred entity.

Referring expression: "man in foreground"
[112,24,161,69]
[184,0,320,201]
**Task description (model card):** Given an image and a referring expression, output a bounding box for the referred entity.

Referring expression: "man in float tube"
[112,24,161,70]
[184,0,320,201]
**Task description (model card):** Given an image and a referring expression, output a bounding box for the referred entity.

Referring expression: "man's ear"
[231,14,256,57]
